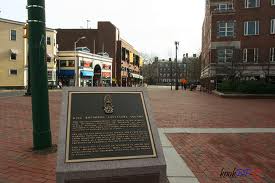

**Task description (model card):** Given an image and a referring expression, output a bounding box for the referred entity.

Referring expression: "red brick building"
[201,0,275,87]
[56,22,143,87]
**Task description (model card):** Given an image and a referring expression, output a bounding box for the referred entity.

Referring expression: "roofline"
[56,28,97,31]
[57,51,113,62]
[0,18,56,32]
[120,38,141,56]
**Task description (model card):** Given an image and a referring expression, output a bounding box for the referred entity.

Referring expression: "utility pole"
[185,53,188,80]
[175,41,179,90]
[155,57,159,84]
[27,0,52,149]
[86,20,91,29]
[169,58,172,90]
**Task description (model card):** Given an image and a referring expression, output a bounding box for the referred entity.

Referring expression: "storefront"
[102,72,112,86]
[47,69,57,88]
[121,70,129,87]
[57,70,75,86]
[101,64,112,87]
[80,70,94,87]
[130,73,143,86]
[57,50,112,87]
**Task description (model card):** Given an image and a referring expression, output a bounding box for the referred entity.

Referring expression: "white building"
[57,51,112,87]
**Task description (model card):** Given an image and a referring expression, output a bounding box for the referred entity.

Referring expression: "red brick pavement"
[149,89,275,128]
[167,133,275,183]
[0,92,61,183]
[0,89,275,183]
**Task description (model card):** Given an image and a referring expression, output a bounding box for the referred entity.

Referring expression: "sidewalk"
[0,89,275,183]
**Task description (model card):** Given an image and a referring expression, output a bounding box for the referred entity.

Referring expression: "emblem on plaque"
[104,94,114,114]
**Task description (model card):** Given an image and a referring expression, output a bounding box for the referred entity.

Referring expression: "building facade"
[153,57,200,85]
[57,51,112,87]
[201,0,275,86]
[158,60,186,85]
[0,18,57,88]
[56,21,143,87]
[117,39,144,86]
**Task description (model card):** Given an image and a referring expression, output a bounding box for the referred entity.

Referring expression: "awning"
[131,73,143,79]
[10,49,18,54]
[81,70,94,77]
[131,73,139,78]
[58,70,75,76]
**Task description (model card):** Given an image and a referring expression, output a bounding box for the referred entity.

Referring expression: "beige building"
[0,18,57,89]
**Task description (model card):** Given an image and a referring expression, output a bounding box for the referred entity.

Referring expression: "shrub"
[218,80,275,94]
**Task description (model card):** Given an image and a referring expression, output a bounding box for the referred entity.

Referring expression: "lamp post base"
[33,130,52,150]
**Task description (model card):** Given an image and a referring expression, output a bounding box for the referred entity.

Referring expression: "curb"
[212,90,275,99]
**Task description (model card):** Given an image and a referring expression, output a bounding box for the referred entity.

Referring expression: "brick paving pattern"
[167,133,275,183]
[0,89,275,183]
[0,92,61,183]
[149,89,275,128]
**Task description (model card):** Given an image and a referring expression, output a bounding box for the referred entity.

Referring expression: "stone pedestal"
[56,88,167,183]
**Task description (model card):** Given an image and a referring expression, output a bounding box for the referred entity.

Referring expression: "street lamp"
[175,41,179,90]
[27,0,52,149]
[86,20,91,29]
[74,36,86,87]
[169,58,172,90]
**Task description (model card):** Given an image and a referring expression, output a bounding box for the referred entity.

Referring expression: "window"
[272,0,275,5]
[47,37,51,45]
[10,53,17,60]
[47,56,51,62]
[48,71,53,80]
[68,61,75,67]
[243,48,259,63]
[10,49,18,60]
[10,30,16,41]
[218,21,234,37]
[60,60,67,67]
[9,69,17,75]
[218,3,233,11]
[244,21,259,35]
[245,0,260,8]
[217,49,233,63]
[59,60,75,67]
[270,48,275,62]
[271,19,275,34]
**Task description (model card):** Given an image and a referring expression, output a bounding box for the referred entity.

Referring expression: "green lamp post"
[27,0,52,150]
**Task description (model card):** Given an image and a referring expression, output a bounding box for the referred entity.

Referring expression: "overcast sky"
[1,0,205,59]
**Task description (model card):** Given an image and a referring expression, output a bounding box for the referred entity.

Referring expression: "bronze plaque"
[65,92,157,163]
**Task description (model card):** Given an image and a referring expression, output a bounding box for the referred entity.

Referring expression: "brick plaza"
[0,88,275,183]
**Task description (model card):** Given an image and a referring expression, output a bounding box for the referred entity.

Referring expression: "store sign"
[84,61,92,68]
[102,72,111,78]
[103,64,111,70]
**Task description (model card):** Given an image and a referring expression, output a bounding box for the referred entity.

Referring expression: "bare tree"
[140,53,158,85]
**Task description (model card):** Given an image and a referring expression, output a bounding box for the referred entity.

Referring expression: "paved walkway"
[160,128,275,183]
[167,132,275,183]
[148,87,275,128]
[0,88,275,183]
[150,88,275,183]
